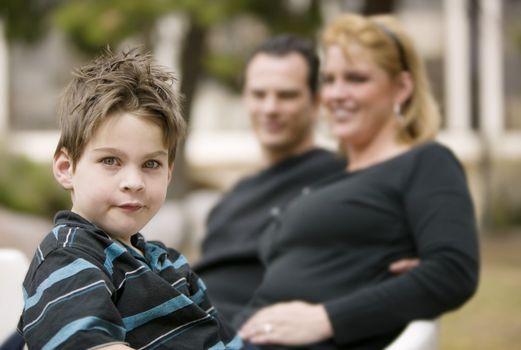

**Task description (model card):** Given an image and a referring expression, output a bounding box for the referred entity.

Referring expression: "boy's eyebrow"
[142,150,169,158]
[92,147,168,158]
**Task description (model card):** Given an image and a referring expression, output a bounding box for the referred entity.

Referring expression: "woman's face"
[321,44,401,148]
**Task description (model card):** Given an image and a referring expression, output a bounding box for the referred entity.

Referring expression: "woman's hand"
[388,258,420,274]
[238,301,333,346]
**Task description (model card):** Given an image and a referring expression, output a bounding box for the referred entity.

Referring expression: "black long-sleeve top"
[234,142,480,350]
[194,149,346,323]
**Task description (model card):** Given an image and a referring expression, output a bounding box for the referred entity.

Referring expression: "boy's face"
[54,112,173,245]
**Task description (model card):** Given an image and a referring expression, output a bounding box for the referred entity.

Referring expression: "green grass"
[440,230,521,349]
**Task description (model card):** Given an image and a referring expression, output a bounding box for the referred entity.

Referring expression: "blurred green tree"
[0,0,322,197]
[50,0,322,124]
[0,151,71,218]
[50,0,323,195]
[0,0,57,42]
[0,0,393,197]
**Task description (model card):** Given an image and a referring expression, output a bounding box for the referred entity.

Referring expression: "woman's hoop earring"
[393,103,404,121]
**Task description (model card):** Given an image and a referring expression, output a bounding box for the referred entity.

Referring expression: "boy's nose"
[120,168,145,192]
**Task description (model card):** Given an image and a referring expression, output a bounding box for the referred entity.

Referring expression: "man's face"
[243,53,317,158]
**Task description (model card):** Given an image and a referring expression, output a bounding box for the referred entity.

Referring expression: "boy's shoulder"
[36,211,112,261]
[29,211,193,284]
[25,211,123,286]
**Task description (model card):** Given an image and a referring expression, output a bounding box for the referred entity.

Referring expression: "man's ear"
[53,148,74,190]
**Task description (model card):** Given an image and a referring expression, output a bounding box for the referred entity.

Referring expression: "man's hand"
[389,258,420,274]
[239,301,333,346]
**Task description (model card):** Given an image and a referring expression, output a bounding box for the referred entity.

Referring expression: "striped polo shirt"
[18,211,243,350]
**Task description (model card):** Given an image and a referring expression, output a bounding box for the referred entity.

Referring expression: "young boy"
[17,49,242,350]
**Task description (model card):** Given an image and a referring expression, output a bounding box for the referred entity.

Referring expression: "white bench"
[0,249,29,342]
[385,319,440,350]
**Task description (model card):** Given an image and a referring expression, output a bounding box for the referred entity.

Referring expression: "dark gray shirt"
[195,149,345,323]
[235,142,480,350]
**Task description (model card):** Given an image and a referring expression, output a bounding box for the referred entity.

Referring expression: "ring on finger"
[263,323,273,334]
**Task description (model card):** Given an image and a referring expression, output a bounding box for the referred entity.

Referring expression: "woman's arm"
[323,145,479,344]
[238,301,332,346]
[238,258,419,346]
[241,145,479,346]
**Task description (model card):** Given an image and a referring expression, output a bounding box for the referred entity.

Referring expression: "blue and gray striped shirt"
[18,211,242,350]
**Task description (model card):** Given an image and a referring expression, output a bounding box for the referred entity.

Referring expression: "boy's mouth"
[118,203,144,211]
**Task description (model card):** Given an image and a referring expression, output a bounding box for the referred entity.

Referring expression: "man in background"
[193,34,419,325]
[194,34,345,323]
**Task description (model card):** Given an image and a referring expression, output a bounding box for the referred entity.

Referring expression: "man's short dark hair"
[244,34,320,95]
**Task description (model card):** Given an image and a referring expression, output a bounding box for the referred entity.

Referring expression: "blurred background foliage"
[0,0,53,43]
[51,0,323,116]
[0,2,520,348]
[0,150,70,217]
[0,0,324,115]
[1,0,520,227]
[0,0,328,212]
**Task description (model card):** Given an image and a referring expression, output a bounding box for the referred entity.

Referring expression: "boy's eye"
[143,160,160,169]
[101,157,119,166]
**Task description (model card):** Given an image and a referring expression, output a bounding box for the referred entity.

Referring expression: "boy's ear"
[167,163,175,183]
[53,148,74,190]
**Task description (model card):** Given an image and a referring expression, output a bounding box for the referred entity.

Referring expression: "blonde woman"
[237,14,479,350]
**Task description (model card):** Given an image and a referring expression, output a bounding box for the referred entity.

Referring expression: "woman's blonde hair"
[322,13,440,144]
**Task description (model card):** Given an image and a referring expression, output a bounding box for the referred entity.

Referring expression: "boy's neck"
[115,238,144,257]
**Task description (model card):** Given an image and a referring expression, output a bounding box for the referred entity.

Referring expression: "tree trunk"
[362,0,396,15]
[168,18,207,199]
